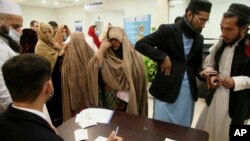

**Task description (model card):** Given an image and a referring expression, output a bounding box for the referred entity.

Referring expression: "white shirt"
[196,39,248,141]
[207,39,250,91]
[0,37,17,112]
[12,104,49,122]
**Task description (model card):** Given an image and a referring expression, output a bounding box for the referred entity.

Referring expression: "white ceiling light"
[54,1,59,5]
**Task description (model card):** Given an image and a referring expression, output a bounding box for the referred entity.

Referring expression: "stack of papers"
[165,137,176,141]
[75,108,114,128]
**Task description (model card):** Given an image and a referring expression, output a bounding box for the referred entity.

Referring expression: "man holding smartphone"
[196,3,250,141]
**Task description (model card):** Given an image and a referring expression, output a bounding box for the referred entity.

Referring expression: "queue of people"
[0,0,250,141]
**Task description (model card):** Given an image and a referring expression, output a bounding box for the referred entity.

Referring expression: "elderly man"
[196,3,250,141]
[0,0,22,112]
[0,1,50,121]
[87,26,148,117]
[135,0,212,127]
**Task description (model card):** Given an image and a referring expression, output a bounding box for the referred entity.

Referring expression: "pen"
[115,126,119,136]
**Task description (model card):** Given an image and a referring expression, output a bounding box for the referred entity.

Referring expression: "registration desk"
[57,111,209,141]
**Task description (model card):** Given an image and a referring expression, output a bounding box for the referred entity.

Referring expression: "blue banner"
[124,14,151,45]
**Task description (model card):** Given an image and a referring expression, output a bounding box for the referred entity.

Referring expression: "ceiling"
[9,0,107,8]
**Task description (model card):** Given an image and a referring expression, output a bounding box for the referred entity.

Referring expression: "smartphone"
[207,71,220,77]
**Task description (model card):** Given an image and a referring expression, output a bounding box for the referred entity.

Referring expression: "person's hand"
[63,36,71,46]
[221,77,234,89]
[53,42,62,51]
[207,76,220,89]
[95,39,112,65]
[200,70,219,79]
[99,39,112,53]
[161,56,171,75]
[58,44,68,56]
[107,131,123,141]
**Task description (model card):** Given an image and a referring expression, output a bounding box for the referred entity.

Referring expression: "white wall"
[104,0,157,27]
[84,10,124,34]
[204,0,250,38]
[55,5,85,33]
[20,0,250,39]
[21,0,156,35]
[20,5,56,28]
[83,0,157,33]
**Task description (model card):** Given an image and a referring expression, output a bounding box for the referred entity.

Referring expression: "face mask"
[63,35,68,41]
[95,30,99,36]
[9,27,21,43]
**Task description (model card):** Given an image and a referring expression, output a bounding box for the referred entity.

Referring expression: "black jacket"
[0,105,64,141]
[135,20,204,103]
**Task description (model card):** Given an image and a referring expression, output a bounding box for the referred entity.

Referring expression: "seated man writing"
[0,53,122,141]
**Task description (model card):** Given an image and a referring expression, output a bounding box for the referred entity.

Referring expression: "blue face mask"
[95,30,99,36]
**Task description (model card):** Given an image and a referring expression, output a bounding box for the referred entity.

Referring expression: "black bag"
[149,73,183,103]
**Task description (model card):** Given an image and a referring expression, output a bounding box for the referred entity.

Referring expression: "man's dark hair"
[223,11,249,27]
[48,21,58,28]
[20,28,38,53]
[30,20,38,27]
[2,54,51,103]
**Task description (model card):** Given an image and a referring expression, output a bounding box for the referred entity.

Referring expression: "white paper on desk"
[94,136,108,141]
[74,129,88,141]
[76,108,114,124]
[78,120,97,129]
[91,108,114,123]
[75,111,97,128]
[164,137,176,141]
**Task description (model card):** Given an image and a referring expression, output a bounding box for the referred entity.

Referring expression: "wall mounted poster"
[75,20,83,32]
[124,14,151,45]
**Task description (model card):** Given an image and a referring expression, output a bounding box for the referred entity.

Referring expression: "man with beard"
[0,0,22,112]
[135,0,212,127]
[196,3,250,141]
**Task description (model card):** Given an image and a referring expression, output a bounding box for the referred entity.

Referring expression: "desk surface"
[57,111,209,141]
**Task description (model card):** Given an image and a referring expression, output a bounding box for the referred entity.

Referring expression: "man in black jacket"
[0,54,123,141]
[135,0,212,127]
[0,54,63,141]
